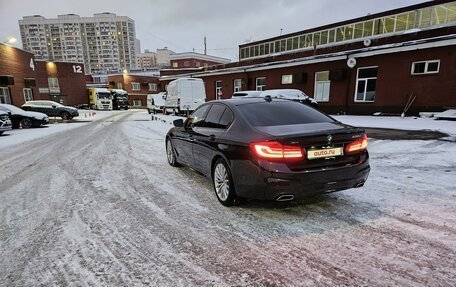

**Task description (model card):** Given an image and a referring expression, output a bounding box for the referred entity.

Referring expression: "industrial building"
[161,0,456,115]
[0,43,87,106]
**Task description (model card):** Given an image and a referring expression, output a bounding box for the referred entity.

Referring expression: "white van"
[164,78,206,115]
[147,92,166,114]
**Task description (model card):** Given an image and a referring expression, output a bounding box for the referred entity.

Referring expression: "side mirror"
[52,105,57,108]
[173,119,184,127]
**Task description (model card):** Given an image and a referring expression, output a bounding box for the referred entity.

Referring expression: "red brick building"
[169,52,230,69]
[107,74,160,107]
[161,0,456,115]
[0,44,38,106]
[0,43,88,107]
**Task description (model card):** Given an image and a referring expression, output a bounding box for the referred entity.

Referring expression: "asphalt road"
[0,111,455,286]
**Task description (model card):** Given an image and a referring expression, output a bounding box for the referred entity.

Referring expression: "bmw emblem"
[327,134,332,144]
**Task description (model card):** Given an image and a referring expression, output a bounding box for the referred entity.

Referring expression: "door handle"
[209,134,216,141]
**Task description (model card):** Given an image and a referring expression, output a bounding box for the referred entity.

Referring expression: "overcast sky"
[0,0,428,60]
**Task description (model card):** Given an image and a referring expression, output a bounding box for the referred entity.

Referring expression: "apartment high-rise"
[19,13,138,74]
[137,49,157,69]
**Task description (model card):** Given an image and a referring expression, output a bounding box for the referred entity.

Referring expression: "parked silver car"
[0,111,13,135]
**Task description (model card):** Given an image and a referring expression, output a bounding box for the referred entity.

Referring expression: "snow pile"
[333,115,456,137]
[434,109,456,120]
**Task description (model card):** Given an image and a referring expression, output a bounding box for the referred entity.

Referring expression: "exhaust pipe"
[355,181,365,188]
[276,194,295,201]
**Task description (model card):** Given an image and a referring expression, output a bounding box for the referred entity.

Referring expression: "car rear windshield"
[238,101,333,126]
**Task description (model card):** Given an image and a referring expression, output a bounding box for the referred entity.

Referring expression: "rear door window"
[238,101,333,126]
[204,104,226,128]
[219,108,233,129]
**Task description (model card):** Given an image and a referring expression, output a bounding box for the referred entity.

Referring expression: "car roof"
[208,97,291,108]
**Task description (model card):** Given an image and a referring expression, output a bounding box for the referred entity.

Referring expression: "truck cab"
[89,88,113,110]
[111,89,129,110]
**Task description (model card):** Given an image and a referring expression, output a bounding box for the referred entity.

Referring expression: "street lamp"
[3,37,17,44]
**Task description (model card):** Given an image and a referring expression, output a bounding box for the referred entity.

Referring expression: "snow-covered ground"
[0,110,455,286]
[0,110,133,150]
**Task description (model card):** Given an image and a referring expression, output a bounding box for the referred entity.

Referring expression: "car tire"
[166,138,180,167]
[21,118,33,129]
[212,158,238,206]
[61,111,70,120]
[0,131,3,136]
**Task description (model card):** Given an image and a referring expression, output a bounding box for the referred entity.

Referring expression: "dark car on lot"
[165,98,369,206]
[21,100,79,120]
[0,103,49,129]
[0,111,13,135]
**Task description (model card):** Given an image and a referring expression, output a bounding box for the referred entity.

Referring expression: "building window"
[215,81,222,100]
[355,67,378,102]
[23,88,33,102]
[48,77,59,88]
[233,79,242,92]
[131,82,140,91]
[195,61,200,68]
[256,77,266,91]
[184,61,190,67]
[148,83,157,92]
[116,82,123,89]
[281,74,293,85]
[314,71,330,102]
[172,62,178,68]
[0,87,11,104]
[132,99,142,107]
[411,60,440,75]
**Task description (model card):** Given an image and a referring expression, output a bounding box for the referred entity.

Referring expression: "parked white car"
[231,90,262,98]
[147,92,166,114]
[258,89,319,108]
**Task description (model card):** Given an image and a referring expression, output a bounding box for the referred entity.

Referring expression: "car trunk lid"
[254,122,366,171]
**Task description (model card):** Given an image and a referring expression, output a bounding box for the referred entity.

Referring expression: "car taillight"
[250,141,304,160]
[345,133,368,153]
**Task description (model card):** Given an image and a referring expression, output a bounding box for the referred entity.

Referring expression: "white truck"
[164,78,206,115]
[89,88,113,110]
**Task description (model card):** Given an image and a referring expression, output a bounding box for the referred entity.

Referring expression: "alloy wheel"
[214,163,230,201]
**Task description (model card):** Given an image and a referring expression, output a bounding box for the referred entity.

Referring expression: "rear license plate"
[307,147,343,160]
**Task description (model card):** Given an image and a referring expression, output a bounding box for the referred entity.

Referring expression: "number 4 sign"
[30,58,35,71]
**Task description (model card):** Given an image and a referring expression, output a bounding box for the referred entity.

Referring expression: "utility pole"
[204,36,207,55]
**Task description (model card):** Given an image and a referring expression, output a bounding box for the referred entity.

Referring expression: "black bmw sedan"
[166,98,370,206]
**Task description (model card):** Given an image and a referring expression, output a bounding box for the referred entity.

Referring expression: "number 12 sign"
[72,65,83,74]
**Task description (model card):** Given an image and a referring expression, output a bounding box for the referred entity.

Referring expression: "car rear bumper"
[0,120,12,131]
[231,154,370,201]
[37,118,49,125]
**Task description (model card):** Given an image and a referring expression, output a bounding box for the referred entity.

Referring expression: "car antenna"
[264,95,272,103]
